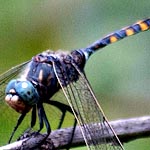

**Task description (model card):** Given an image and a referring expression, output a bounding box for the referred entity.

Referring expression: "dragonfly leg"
[31,105,36,128]
[45,100,78,149]
[17,104,52,149]
[20,103,51,149]
[37,102,51,134]
[8,113,26,143]
[45,100,74,129]
[19,103,51,139]
[17,106,38,141]
[66,118,77,150]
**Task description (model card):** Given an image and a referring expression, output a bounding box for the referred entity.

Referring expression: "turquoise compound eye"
[6,79,40,106]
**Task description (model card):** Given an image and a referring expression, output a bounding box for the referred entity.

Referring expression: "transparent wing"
[53,61,124,150]
[0,61,30,100]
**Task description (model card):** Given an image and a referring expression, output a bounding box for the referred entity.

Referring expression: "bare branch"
[1,116,150,150]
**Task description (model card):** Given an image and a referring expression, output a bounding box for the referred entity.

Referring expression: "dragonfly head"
[5,79,40,113]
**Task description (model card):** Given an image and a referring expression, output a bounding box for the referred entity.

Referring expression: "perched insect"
[0,18,150,149]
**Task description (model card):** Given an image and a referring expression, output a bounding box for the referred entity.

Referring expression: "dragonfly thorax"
[27,54,60,99]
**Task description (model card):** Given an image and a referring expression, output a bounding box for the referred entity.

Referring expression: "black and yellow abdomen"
[86,18,150,54]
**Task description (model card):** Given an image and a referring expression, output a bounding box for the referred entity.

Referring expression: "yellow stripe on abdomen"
[110,35,118,43]
[137,21,150,31]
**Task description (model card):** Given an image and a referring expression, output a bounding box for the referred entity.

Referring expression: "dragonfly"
[0,18,150,149]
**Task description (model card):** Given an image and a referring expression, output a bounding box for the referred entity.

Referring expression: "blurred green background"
[0,0,150,149]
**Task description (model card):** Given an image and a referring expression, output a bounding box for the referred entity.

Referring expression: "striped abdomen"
[83,18,150,57]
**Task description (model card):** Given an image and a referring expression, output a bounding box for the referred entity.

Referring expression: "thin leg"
[57,110,66,129]
[37,103,44,133]
[31,105,37,128]
[37,102,51,134]
[45,100,77,150]
[17,106,37,141]
[8,113,26,143]
[45,100,74,129]
[66,118,77,150]
[20,103,51,149]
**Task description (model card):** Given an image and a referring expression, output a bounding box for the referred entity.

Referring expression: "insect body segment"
[83,18,150,59]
